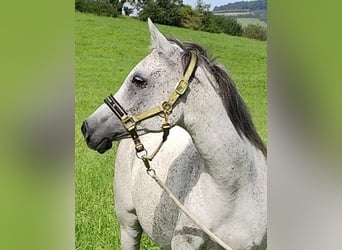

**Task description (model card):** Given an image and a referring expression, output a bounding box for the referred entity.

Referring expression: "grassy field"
[76,12,266,249]
[236,17,267,27]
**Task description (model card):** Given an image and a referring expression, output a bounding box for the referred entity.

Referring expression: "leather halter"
[104,51,198,153]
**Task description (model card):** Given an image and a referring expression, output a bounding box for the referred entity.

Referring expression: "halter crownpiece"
[104,50,198,154]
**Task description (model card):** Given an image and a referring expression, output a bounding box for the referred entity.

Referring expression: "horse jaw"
[148,18,175,57]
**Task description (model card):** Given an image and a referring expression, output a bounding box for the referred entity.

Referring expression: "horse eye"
[132,76,147,88]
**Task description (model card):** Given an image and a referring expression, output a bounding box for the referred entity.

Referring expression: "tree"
[75,0,118,17]
[195,0,210,13]
[139,0,182,26]
[179,5,203,30]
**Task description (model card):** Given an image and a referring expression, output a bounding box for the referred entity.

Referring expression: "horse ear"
[148,18,175,56]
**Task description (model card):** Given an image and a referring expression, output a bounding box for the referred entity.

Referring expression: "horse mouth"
[96,138,112,154]
[94,130,150,154]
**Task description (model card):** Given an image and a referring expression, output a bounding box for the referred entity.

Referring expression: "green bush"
[179,5,203,30]
[75,0,88,12]
[139,1,181,26]
[75,0,118,17]
[177,5,242,36]
[202,13,242,36]
[242,24,267,41]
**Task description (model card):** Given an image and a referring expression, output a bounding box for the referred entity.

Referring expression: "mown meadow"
[75,11,266,249]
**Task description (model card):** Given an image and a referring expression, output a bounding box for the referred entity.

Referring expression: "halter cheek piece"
[104,51,198,158]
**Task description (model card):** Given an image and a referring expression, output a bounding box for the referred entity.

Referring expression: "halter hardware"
[104,51,198,156]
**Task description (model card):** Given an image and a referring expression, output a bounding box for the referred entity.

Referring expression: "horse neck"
[182,67,262,186]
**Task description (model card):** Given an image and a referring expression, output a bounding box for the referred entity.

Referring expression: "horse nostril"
[81,120,93,144]
[81,121,88,137]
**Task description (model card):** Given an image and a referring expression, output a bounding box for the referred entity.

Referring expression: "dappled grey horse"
[81,19,267,249]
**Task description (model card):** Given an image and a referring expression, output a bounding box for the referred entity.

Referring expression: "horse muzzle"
[94,137,112,154]
[81,120,113,154]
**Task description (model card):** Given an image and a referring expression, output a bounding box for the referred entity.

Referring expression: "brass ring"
[136,149,148,159]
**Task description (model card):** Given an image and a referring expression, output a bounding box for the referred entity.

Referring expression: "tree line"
[75,0,266,41]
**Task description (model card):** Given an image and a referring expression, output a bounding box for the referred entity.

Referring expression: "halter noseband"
[104,51,198,154]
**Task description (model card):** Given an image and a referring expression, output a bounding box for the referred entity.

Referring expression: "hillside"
[214,0,267,11]
[213,0,267,22]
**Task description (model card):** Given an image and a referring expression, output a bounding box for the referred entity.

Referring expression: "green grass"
[76,12,266,249]
[237,17,267,27]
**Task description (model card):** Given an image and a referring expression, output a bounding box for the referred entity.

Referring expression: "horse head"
[81,19,190,153]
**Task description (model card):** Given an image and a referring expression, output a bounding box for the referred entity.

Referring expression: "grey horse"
[81,19,267,249]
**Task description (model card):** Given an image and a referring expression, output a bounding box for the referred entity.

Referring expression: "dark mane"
[168,38,267,156]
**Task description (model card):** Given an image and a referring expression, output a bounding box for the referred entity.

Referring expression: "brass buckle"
[175,79,188,95]
[161,102,172,113]
[121,115,136,131]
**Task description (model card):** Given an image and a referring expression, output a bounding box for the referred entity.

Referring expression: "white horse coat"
[82,19,267,249]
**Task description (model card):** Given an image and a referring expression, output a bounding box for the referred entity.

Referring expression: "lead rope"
[140,156,234,250]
